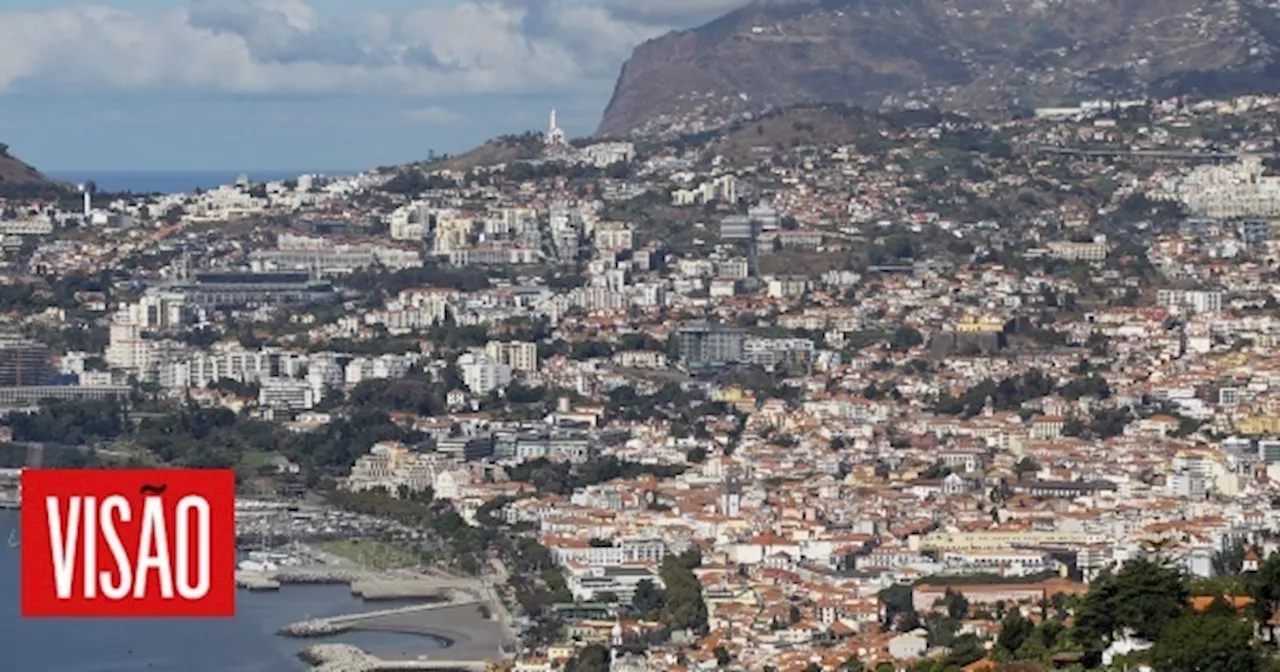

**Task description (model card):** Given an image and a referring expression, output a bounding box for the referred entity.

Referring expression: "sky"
[0,0,749,171]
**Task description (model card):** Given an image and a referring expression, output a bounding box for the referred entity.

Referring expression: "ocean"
[0,511,444,672]
[45,170,354,195]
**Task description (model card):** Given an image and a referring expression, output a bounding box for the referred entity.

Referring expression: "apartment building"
[1165,156,1280,218]
[1157,288,1223,314]
[550,538,667,567]
[485,340,538,373]
[457,351,511,395]
[258,378,315,410]
[1046,240,1110,262]
[678,322,746,368]
[345,441,444,496]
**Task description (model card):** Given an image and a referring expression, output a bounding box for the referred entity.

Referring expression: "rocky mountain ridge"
[0,143,63,198]
[598,0,1280,137]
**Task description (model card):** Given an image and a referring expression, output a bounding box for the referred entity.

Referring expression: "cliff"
[598,0,1280,136]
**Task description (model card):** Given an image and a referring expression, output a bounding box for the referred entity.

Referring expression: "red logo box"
[21,469,236,617]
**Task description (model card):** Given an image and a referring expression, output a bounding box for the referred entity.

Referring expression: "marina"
[0,476,514,671]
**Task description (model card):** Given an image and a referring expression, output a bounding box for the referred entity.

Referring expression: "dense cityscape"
[6,93,1280,671]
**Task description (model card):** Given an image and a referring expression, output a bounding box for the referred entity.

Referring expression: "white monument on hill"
[546,108,568,148]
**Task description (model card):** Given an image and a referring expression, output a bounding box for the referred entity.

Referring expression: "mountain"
[598,0,1280,136]
[0,143,64,197]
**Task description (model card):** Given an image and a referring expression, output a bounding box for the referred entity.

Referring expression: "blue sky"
[0,0,745,171]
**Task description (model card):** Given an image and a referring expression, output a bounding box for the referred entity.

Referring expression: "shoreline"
[237,560,504,671]
[297,643,489,672]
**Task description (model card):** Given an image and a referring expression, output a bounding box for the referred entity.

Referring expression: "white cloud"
[401,106,464,124]
[0,0,684,99]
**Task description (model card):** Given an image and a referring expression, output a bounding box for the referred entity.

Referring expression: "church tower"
[609,617,623,670]
[719,468,742,518]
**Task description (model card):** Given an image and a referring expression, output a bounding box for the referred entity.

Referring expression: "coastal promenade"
[236,565,480,597]
[301,644,491,672]
[279,597,482,636]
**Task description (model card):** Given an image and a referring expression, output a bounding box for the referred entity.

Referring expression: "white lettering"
[98,495,131,600]
[175,496,210,599]
[82,496,97,599]
[46,496,80,600]
[133,497,173,599]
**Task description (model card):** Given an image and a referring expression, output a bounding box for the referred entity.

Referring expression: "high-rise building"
[0,336,53,386]
[485,341,538,373]
[457,352,512,395]
[678,323,746,368]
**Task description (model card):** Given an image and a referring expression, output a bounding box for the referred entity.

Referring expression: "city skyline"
[0,0,746,171]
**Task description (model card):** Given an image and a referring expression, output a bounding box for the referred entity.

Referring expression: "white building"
[1157,289,1223,314]
[1161,156,1280,218]
[593,222,634,252]
[457,352,511,395]
[580,142,635,168]
[1046,239,1110,262]
[485,340,538,373]
[0,218,54,235]
[345,441,445,496]
[259,378,314,410]
[564,563,663,603]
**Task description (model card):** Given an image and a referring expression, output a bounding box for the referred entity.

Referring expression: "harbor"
[0,484,515,671]
[237,560,515,670]
[229,540,516,672]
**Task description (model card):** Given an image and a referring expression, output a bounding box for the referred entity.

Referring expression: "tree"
[923,460,952,479]
[997,610,1034,656]
[565,644,610,672]
[898,609,921,632]
[1250,551,1280,641]
[942,589,970,620]
[889,326,924,352]
[1213,538,1246,576]
[879,583,914,628]
[162,205,185,225]
[632,579,666,613]
[660,554,708,633]
[1075,558,1187,645]
[1148,611,1262,672]
[714,646,730,668]
[942,634,986,668]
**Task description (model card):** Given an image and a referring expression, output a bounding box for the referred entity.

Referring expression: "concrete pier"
[235,570,281,591]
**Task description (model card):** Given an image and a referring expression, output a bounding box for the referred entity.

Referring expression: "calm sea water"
[0,511,444,672]
[46,171,353,195]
